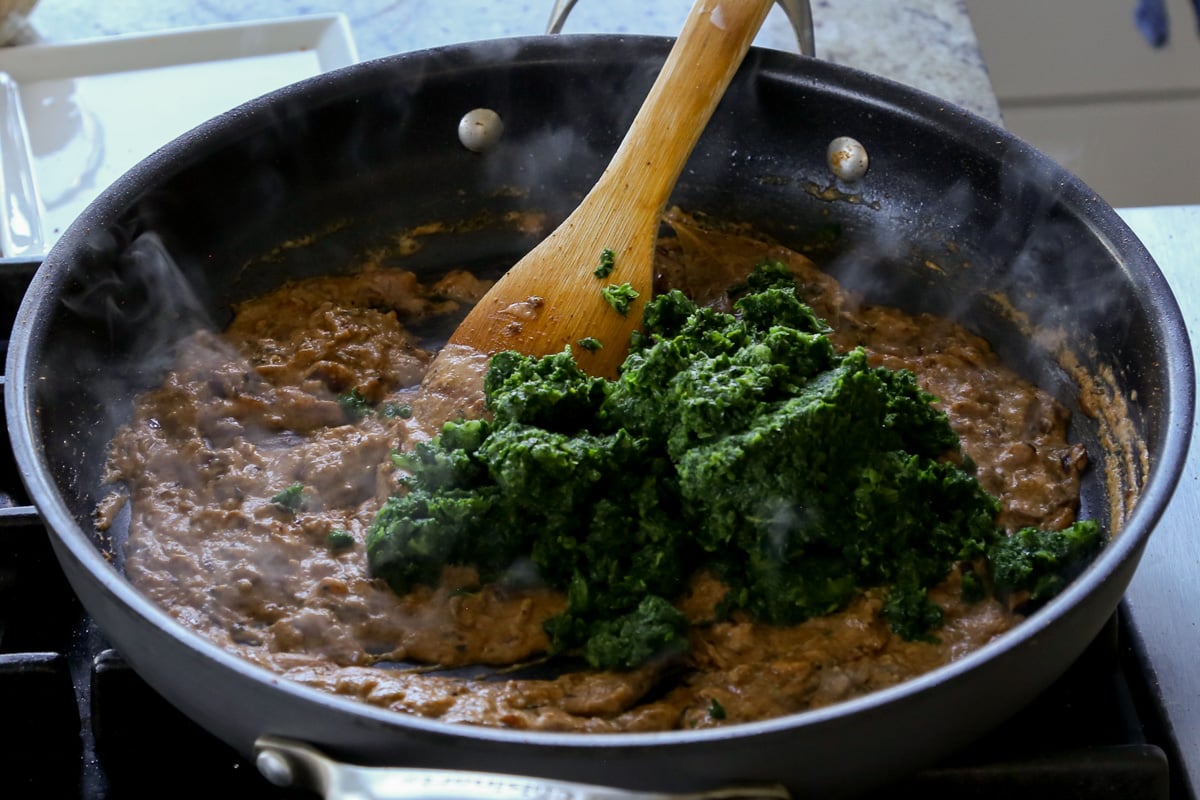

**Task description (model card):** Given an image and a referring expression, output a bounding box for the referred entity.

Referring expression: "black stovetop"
[0,254,1184,799]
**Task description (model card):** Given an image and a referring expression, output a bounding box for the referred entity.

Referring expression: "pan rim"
[5,33,1194,755]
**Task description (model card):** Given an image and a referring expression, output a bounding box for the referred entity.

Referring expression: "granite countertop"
[10,0,1001,123]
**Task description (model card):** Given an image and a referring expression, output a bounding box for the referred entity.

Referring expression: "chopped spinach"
[366,263,1103,670]
[989,521,1102,603]
[601,283,640,316]
[338,389,372,422]
[341,392,414,422]
[594,248,616,279]
[271,483,308,514]
[708,698,727,721]
[380,402,413,419]
[327,529,355,552]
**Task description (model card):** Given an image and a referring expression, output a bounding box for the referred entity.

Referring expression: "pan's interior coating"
[98,213,1090,732]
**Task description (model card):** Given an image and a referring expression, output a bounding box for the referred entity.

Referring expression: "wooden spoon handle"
[595,0,775,214]
[445,0,773,380]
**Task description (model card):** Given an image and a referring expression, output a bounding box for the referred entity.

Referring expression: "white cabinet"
[966,0,1200,206]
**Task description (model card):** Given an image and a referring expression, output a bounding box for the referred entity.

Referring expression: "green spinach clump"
[366,263,1102,669]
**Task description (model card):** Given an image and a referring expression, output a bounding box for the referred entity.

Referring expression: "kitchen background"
[965,0,1200,208]
[3,0,1197,212]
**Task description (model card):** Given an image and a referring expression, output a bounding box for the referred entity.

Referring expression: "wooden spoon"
[442,0,775,380]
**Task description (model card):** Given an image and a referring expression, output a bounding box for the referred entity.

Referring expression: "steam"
[61,230,219,375]
[815,138,1130,356]
[471,56,664,225]
[52,228,246,490]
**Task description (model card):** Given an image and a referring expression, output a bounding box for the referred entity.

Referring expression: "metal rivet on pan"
[256,750,295,787]
[827,136,869,182]
[458,108,505,152]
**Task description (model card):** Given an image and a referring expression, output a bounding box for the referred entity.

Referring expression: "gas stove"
[1,205,1196,799]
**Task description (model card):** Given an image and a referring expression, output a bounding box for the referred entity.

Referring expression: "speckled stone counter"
[14,0,1001,123]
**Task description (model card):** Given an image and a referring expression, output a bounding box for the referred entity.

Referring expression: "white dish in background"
[0,14,358,257]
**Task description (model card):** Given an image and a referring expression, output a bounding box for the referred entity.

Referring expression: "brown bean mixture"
[99,214,1087,732]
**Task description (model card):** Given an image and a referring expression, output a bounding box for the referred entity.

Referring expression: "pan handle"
[545,0,816,57]
[254,736,791,800]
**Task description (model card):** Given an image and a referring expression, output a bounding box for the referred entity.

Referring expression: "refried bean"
[100,213,1088,731]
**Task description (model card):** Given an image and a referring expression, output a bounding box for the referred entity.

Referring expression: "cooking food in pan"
[10,36,1187,794]
[98,212,1102,732]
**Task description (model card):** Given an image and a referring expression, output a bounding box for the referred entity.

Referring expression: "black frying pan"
[5,37,1193,797]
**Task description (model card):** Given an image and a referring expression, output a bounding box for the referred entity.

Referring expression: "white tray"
[0,14,358,257]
